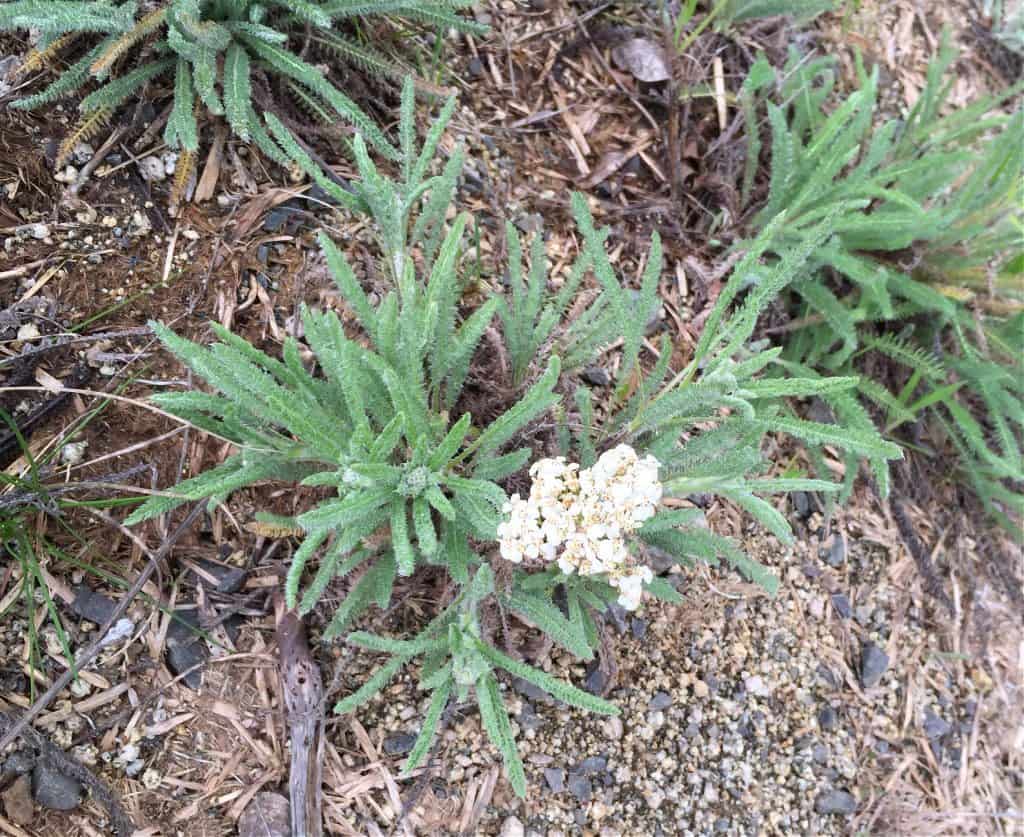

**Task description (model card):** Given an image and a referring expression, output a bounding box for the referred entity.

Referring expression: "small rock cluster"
[335,506,988,836]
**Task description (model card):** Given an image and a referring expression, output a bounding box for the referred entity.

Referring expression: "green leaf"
[429,413,472,470]
[413,497,438,555]
[504,589,593,659]
[391,501,415,576]
[644,575,683,603]
[403,679,451,774]
[334,655,405,714]
[223,42,252,141]
[477,642,619,715]
[471,356,561,460]
[79,58,174,112]
[476,671,526,798]
[285,529,328,609]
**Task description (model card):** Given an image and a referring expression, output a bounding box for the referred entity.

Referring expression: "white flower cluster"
[497,445,662,611]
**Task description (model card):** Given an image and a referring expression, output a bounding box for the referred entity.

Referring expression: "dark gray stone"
[543,767,565,793]
[467,57,485,78]
[644,544,677,574]
[582,366,611,387]
[166,641,207,689]
[577,756,607,775]
[512,677,553,705]
[165,609,207,689]
[2,750,35,779]
[792,491,811,518]
[514,213,544,234]
[32,764,82,811]
[827,534,846,567]
[605,603,629,634]
[814,789,857,816]
[648,691,672,711]
[631,618,647,639]
[263,205,299,233]
[830,593,852,620]
[816,664,838,689]
[566,772,592,802]
[812,743,829,764]
[192,558,246,594]
[818,706,838,731]
[308,182,350,207]
[517,702,545,732]
[923,709,952,740]
[70,585,116,625]
[584,661,608,696]
[860,641,889,689]
[383,733,416,755]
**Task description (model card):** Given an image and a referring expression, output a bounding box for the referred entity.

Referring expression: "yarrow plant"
[737,38,1023,533]
[0,0,482,199]
[499,445,662,610]
[126,79,900,795]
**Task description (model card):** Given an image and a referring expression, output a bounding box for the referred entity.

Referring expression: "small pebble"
[860,641,889,689]
[815,788,857,816]
[543,767,565,792]
[499,815,524,837]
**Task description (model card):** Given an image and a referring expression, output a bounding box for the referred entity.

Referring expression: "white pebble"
[60,440,88,465]
[16,323,40,341]
[499,816,524,837]
[138,156,166,182]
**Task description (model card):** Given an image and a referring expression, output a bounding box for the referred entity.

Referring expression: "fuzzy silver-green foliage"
[2,0,482,160]
[127,78,898,794]
[715,0,836,26]
[740,35,1023,533]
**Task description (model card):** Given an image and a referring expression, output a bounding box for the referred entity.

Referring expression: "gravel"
[335,516,988,836]
[647,691,673,711]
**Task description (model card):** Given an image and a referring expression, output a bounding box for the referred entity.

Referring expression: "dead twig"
[67,125,128,197]
[275,597,325,837]
[0,326,152,368]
